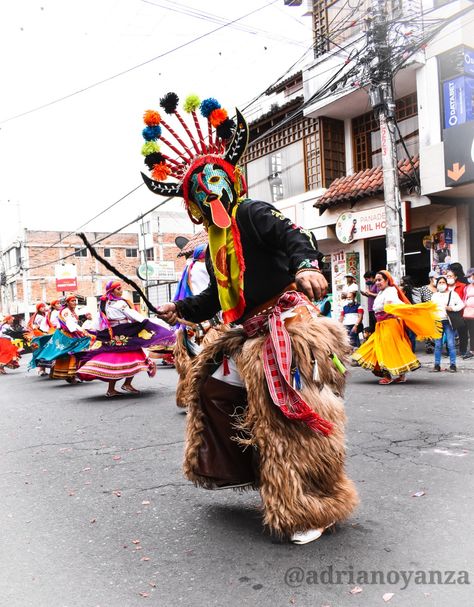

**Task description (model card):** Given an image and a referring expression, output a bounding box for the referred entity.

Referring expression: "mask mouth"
[209,198,231,229]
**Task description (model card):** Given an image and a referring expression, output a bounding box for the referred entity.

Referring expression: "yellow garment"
[52,355,77,380]
[384,301,442,340]
[352,317,420,377]
[208,204,245,323]
[353,301,441,378]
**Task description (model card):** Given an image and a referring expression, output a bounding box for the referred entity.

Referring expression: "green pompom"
[183,94,201,113]
[141,141,160,156]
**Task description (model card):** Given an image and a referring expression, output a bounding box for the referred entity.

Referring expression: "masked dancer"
[141,92,358,544]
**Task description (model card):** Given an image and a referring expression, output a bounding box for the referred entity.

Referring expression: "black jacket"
[175,199,323,323]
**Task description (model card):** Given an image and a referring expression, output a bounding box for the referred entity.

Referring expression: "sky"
[0,0,313,245]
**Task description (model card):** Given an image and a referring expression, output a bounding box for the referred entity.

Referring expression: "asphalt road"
[0,354,473,607]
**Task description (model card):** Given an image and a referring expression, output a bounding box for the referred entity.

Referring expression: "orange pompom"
[151,162,171,181]
[209,108,228,127]
[144,110,161,126]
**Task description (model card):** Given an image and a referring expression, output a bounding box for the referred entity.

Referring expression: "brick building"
[0,228,189,317]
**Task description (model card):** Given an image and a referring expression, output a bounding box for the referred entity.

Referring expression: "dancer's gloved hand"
[296,270,328,301]
[157,302,178,325]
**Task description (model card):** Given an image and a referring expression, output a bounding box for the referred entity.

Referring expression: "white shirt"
[342,283,359,298]
[373,286,403,313]
[60,308,82,333]
[190,261,210,295]
[431,290,464,320]
[105,299,145,326]
[81,319,95,331]
[49,309,60,329]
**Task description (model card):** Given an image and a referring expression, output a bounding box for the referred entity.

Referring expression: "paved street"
[1,354,473,607]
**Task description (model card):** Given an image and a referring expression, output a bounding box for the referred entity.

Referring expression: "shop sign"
[55,264,77,292]
[335,208,388,243]
[137,261,176,282]
[442,75,474,129]
[443,120,474,186]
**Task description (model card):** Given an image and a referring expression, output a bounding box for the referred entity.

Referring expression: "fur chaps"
[174,327,223,408]
[183,315,359,537]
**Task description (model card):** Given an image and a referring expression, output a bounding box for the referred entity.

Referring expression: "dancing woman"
[0,316,21,374]
[352,270,441,384]
[76,281,175,397]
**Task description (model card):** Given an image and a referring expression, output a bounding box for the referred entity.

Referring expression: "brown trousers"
[195,376,257,486]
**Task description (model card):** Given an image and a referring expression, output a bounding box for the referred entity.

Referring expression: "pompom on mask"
[140,93,248,228]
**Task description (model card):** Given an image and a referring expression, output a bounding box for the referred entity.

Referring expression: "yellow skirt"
[352,317,419,377]
[352,301,441,378]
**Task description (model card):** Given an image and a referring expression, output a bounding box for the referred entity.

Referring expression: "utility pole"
[367,0,405,282]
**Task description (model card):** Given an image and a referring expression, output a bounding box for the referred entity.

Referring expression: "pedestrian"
[143,92,358,544]
[352,270,441,384]
[341,273,359,302]
[462,267,474,358]
[76,281,174,397]
[446,267,470,358]
[0,316,21,374]
[431,276,464,372]
[339,292,363,349]
[360,270,378,332]
[419,271,438,303]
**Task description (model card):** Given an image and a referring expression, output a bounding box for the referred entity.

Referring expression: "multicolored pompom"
[142,125,162,141]
[141,141,160,156]
[160,92,179,114]
[209,108,228,128]
[183,94,201,113]
[143,110,161,126]
[200,97,221,118]
[144,152,165,170]
[151,162,171,181]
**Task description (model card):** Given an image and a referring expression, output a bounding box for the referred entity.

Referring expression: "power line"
[25,193,174,272]
[32,183,145,258]
[0,0,280,125]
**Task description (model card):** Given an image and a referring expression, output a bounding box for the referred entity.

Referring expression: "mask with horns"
[140,93,249,229]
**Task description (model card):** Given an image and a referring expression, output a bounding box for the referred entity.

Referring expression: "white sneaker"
[290,523,335,545]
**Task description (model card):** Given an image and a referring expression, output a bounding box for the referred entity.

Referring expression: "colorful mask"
[140,93,248,228]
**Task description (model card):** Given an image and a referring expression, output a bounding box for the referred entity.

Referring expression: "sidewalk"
[416,349,474,371]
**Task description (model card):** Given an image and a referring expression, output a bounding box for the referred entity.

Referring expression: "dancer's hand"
[157,302,178,325]
[296,270,328,301]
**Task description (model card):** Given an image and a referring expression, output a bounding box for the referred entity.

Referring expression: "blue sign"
[443,75,474,128]
[464,48,474,76]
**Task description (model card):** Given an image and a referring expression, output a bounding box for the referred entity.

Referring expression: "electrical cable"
[0,0,280,125]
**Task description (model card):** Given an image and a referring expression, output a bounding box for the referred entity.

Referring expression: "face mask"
[447,278,455,285]
[437,284,447,293]
[365,280,373,285]
[468,277,474,284]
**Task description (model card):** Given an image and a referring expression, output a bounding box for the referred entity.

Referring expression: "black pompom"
[216,117,235,140]
[160,92,179,114]
[144,152,165,170]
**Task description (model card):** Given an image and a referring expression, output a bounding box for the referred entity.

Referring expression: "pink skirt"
[77,350,149,382]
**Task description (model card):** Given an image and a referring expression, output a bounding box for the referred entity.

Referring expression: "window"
[74,247,87,257]
[126,248,138,258]
[352,93,419,172]
[104,247,112,258]
[146,247,154,261]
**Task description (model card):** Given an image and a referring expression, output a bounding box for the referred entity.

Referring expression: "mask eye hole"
[209,176,220,184]
[195,187,203,193]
